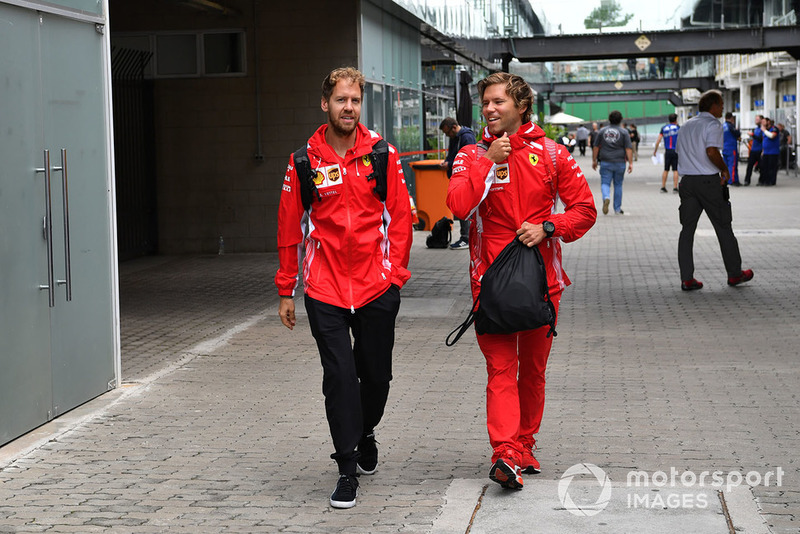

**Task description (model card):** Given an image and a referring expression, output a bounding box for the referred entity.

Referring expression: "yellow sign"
[635,34,651,51]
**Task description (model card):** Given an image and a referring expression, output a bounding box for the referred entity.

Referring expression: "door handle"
[53,149,72,301]
[35,149,55,308]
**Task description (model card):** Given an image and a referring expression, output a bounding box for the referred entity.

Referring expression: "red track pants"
[476,295,561,454]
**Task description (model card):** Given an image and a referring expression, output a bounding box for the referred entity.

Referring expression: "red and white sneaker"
[520,441,541,474]
[489,446,523,490]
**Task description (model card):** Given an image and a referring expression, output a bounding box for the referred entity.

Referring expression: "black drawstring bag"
[446,237,557,346]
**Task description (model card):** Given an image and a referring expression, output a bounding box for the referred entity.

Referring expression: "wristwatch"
[543,220,555,238]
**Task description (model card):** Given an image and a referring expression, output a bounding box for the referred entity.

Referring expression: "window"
[116,30,245,79]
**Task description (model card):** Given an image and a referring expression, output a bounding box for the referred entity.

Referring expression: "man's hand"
[720,169,730,185]
[516,221,546,247]
[278,297,296,330]
[592,160,598,171]
[485,132,512,163]
[627,161,633,174]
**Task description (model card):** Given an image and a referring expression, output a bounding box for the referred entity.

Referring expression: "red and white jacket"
[446,122,596,299]
[275,123,412,310]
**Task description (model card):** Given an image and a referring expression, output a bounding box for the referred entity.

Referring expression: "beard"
[329,115,359,137]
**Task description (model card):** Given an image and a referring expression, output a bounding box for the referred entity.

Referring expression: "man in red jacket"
[447,72,596,490]
[275,67,412,509]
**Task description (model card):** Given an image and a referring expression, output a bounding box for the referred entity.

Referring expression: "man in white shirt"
[675,90,753,291]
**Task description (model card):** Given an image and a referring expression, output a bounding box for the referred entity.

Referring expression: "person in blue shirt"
[653,113,680,193]
[744,114,763,186]
[440,117,476,248]
[722,112,741,185]
[760,117,781,186]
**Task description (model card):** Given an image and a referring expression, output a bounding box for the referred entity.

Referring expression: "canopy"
[547,111,585,125]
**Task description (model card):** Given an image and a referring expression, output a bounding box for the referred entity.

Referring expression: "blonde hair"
[322,67,365,101]
[477,72,533,123]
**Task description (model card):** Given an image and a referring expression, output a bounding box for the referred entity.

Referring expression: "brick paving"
[0,152,798,533]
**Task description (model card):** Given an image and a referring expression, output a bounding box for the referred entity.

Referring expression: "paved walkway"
[1,152,798,533]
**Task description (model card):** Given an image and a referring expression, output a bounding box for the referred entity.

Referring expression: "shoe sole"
[489,460,523,490]
[330,495,357,509]
[522,465,541,474]
[356,463,376,476]
[330,486,358,509]
[602,199,609,215]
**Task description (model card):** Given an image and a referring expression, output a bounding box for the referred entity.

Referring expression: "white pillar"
[741,81,752,128]
[764,66,776,119]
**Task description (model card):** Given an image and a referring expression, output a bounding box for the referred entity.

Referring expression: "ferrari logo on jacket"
[529,153,539,166]
[362,155,372,167]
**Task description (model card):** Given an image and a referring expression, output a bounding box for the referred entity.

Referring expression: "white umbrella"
[546,111,585,124]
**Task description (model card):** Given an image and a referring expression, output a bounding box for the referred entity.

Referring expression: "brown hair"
[477,72,533,123]
[322,67,365,101]
[698,90,723,112]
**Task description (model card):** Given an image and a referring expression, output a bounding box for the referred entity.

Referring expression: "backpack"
[446,237,556,346]
[426,217,452,248]
[293,139,390,211]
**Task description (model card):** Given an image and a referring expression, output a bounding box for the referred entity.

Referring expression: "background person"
[575,123,590,156]
[275,67,413,509]
[760,118,780,186]
[593,111,633,215]
[653,113,680,193]
[440,117,477,249]
[744,114,763,186]
[722,112,741,186]
[446,72,596,491]
[675,89,753,291]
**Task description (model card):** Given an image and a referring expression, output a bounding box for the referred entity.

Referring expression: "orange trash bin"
[408,159,452,231]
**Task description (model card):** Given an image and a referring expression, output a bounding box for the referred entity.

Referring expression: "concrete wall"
[110,0,359,253]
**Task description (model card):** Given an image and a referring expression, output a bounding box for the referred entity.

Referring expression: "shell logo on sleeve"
[313,171,326,186]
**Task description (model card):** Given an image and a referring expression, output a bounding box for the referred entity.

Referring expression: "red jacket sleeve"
[446,145,495,220]
[274,155,304,297]
[384,147,413,288]
[547,146,597,243]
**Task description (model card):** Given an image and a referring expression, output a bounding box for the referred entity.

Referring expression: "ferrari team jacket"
[275,123,412,310]
[446,122,597,297]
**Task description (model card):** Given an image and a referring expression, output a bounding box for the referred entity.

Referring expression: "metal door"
[40,12,116,416]
[0,4,54,445]
[0,4,117,444]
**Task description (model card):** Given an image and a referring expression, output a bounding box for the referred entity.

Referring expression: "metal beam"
[457,26,800,63]
[531,77,717,94]
[553,92,684,106]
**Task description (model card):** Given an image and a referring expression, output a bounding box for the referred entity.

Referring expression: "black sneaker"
[449,239,469,250]
[356,433,378,475]
[330,474,359,509]
[660,187,668,193]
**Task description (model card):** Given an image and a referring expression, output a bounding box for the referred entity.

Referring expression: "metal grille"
[111,47,158,260]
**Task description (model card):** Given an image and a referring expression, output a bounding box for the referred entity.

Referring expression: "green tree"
[584,0,634,29]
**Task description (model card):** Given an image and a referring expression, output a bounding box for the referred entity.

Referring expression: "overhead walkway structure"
[456,26,800,65]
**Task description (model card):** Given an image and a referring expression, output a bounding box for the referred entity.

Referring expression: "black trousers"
[760,154,779,185]
[305,286,400,474]
[744,149,760,184]
[678,174,742,280]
